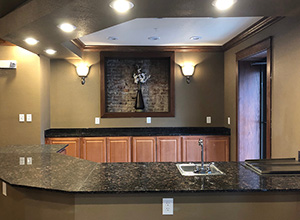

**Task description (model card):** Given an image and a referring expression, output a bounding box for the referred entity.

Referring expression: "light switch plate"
[2,182,7,196]
[95,117,100,125]
[19,157,25,165]
[19,114,25,122]
[26,114,32,122]
[27,157,32,165]
[146,117,151,124]
[227,117,231,125]
[206,116,211,124]
[162,198,173,215]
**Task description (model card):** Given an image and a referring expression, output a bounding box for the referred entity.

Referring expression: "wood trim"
[236,38,272,161]
[100,51,175,118]
[0,38,15,46]
[72,38,223,52]
[223,17,283,51]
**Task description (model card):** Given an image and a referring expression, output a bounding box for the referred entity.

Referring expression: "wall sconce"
[181,63,195,84]
[76,63,90,85]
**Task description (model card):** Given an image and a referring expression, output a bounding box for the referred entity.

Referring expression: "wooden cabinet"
[204,136,230,162]
[81,137,106,163]
[46,135,229,163]
[45,137,80,158]
[132,137,156,162]
[107,137,131,163]
[157,136,181,162]
[182,136,205,162]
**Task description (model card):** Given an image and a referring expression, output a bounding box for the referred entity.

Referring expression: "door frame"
[236,37,272,161]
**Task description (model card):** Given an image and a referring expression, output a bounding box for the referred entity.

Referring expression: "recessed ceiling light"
[107,36,118,41]
[24,37,39,45]
[58,23,77,33]
[45,49,57,55]
[212,0,237,10]
[148,36,160,41]
[110,0,134,13]
[190,36,202,41]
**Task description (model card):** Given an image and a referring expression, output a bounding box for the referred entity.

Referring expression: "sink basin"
[176,163,225,176]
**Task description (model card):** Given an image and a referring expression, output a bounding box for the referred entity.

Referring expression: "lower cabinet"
[182,136,230,162]
[45,137,80,158]
[107,137,131,163]
[204,136,230,162]
[157,136,181,162]
[132,137,156,162]
[81,137,107,163]
[46,135,230,163]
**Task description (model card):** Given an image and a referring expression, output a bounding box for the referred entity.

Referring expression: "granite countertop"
[45,127,230,138]
[1,145,300,193]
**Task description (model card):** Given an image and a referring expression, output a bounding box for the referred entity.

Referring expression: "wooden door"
[182,136,205,162]
[157,136,181,162]
[45,137,80,158]
[132,137,156,162]
[107,137,131,163]
[81,137,106,163]
[204,136,229,162]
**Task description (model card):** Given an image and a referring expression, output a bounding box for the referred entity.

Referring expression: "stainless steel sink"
[176,163,225,176]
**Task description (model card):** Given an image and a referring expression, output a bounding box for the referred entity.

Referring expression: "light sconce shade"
[76,63,90,85]
[181,64,195,84]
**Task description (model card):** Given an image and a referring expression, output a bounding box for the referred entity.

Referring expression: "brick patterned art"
[101,52,175,118]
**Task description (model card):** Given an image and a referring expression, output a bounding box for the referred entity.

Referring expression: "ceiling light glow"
[58,23,77,33]
[212,0,237,10]
[24,37,39,45]
[110,0,134,13]
[45,49,57,55]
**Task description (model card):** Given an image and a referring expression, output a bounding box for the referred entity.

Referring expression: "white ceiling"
[80,17,262,46]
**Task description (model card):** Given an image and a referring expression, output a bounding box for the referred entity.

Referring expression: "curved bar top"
[1,145,300,193]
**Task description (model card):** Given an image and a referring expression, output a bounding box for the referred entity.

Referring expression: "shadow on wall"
[0,69,16,85]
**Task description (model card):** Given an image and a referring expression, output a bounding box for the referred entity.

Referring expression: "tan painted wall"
[0,46,41,146]
[50,51,224,128]
[0,46,50,146]
[224,17,300,160]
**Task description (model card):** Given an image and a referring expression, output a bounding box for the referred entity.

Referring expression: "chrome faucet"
[194,139,206,174]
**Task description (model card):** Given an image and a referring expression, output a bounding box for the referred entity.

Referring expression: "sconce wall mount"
[76,63,90,85]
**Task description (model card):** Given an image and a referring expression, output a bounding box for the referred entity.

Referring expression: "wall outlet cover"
[19,157,25,165]
[2,182,7,196]
[146,117,151,124]
[95,117,100,125]
[27,157,32,165]
[162,198,174,215]
[19,114,25,122]
[206,116,211,124]
[26,114,32,122]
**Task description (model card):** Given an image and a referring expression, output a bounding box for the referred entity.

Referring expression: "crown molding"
[0,38,15,46]
[72,16,284,53]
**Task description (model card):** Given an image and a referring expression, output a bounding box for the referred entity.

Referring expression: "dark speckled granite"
[44,127,230,138]
[1,145,300,193]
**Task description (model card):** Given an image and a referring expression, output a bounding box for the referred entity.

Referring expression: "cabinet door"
[205,136,230,162]
[81,137,106,163]
[182,136,206,162]
[132,137,156,162]
[157,136,181,162]
[45,137,80,158]
[107,137,131,163]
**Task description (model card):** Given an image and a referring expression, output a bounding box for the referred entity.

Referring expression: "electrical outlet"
[206,116,211,124]
[26,114,32,122]
[2,182,7,196]
[95,117,100,125]
[19,114,25,122]
[162,198,173,215]
[227,117,231,125]
[146,117,151,124]
[19,157,25,165]
[27,157,32,165]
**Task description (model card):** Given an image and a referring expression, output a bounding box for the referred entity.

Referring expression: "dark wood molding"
[236,37,272,61]
[223,17,283,51]
[71,39,85,51]
[100,51,175,118]
[0,38,15,46]
[236,37,272,161]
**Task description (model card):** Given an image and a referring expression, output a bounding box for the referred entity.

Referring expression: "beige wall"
[0,46,50,146]
[224,17,300,160]
[50,51,224,128]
